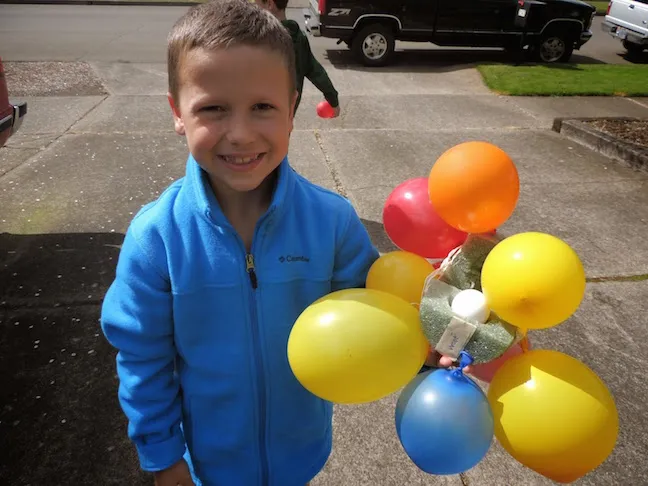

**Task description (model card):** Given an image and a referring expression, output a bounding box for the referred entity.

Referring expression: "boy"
[257,0,340,117]
[100,1,378,485]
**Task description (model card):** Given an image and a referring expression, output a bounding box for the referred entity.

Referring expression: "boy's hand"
[426,348,473,374]
[154,459,195,486]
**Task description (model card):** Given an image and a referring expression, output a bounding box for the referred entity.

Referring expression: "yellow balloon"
[481,232,586,330]
[488,350,618,483]
[366,251,435,306]
[287,288,429,404]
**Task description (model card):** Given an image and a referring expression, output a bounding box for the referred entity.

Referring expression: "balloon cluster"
[287,141,618,484]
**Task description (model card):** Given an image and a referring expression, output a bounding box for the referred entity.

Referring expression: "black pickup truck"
[304,0,596,66]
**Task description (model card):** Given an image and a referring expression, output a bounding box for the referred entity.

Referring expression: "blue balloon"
[395,368,494,475]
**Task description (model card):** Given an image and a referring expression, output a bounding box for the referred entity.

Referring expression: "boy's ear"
[289,90,299,122]
[167,92,185,136]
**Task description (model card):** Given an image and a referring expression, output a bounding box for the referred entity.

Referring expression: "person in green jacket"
[258,0,340,117]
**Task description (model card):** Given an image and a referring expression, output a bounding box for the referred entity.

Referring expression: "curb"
[553,117,648,172]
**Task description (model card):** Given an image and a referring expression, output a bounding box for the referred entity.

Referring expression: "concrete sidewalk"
[1,61,648,486]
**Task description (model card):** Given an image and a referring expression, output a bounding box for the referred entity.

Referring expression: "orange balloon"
[428,142,520,233]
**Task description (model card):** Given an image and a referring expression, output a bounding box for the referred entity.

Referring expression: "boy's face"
[168,45,297,195]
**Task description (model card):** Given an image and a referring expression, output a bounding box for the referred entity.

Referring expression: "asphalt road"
[0,4,636,65]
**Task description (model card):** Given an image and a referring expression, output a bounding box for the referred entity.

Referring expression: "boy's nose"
[225,113,255,146]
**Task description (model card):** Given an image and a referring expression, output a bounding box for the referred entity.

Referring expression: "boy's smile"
[217,153,265,173]
[168,45,297,197]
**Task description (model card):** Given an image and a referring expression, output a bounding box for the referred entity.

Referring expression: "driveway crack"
[314,129,347,198]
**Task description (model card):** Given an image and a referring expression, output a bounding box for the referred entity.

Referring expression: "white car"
[602,0,648,56]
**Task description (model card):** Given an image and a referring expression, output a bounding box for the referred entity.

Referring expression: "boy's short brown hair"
[167,0,296,100]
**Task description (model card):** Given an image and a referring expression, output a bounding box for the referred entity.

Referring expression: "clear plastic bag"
[418,234,524,364]
[434,233,503,291]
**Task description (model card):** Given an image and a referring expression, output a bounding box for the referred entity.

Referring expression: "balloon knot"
[458,351,474,372]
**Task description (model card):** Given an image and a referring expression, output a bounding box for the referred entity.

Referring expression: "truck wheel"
[536,32,574,63]
[352,24,395,67]
[623,40,645,57]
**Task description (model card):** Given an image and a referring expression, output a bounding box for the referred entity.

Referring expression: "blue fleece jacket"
[100,155,379,486]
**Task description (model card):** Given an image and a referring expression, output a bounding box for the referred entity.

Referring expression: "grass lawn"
[477,64,648,96]
[588,0,609,13]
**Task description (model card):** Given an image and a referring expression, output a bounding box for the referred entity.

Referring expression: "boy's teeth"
[224,155,259,164]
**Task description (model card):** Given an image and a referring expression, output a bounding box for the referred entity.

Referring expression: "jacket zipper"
[245,253,269,484]
[246,254,258,289]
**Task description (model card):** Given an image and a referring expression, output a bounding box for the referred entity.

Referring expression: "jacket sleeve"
[100,228,185,472]
[331,202,380,291]
[302,35,339,108]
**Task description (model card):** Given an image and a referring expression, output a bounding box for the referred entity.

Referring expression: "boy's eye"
[200,105,225,112]
[254,103,274,111]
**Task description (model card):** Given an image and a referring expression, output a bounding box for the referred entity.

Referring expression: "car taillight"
[607,1,612,15]
[318,0,326,15]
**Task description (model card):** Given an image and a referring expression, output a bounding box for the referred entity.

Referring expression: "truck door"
[433,0,520,44]
[477,0,520,32]
[434,0,491,34]
[401,0,438,32]
[435,0,521,32]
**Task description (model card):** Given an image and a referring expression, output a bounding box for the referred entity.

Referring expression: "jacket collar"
[186,153,295,229]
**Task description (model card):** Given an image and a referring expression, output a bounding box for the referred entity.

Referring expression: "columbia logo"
[279,255,310,263]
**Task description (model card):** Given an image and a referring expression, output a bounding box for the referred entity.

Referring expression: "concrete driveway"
[2,4,648,486]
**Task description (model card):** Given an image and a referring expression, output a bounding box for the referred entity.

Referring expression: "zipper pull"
[246,254,258,289]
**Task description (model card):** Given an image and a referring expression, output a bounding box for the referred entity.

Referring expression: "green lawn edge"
[589,0,609,13]
[477,64,648,97]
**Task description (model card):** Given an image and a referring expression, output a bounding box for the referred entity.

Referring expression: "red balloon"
[469,337,531,383]
[317,101,335,118]
[383,178,468,259]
